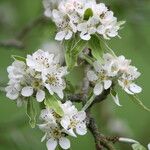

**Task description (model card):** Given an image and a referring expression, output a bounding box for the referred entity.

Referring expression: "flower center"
[52,128,62,138]
[68,120,78,129]
[32,80,42,89]
[46,74,57,85]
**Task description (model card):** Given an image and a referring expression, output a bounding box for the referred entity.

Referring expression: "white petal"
[80,32,91,41]
[36,90,45,102]
[59,137,70,150]
[65,30,72,40]
[21,86,33,97]
[56,90,64,99]
[148,143,150,150]
[44,9,52,18]
[67,129,77,137]
[76,124,87,135]
[129,83,142,94]
[76,111,86,121]
[60,116,70,130]
[104,80,112,90]
[46,138,57,150]
[94,83,103,95]
[55,31,66,41]
[87,70,98,81]
[124,88,134,95]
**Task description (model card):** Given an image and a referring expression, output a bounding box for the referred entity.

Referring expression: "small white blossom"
[42,66,67,99]
[39,101,87,150]
[53,9,77,41]
[43,0,61,17]
[77,17,98,40]
[87,61,112,95]
[61,111,87,137]
[41,41,65,65]
[26,49,56,72]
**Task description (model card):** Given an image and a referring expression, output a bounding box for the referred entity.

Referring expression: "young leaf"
[12,55,26,62]
[88,35,104,61]
[129,95,150,112]
[132,143,147,150]
[84,8,93,20]
[44,95,64,116]
[65,38,87,70]
[64,39,73,66]
[27,97,37,128]
[110,89,122,106]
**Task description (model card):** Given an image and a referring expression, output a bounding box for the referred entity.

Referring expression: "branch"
[87,111,116,150]
[0,15,49,49]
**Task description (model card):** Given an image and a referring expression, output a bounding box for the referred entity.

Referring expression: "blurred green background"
[0,0,150,149]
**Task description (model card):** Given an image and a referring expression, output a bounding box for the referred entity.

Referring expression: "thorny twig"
[0,15,49,49]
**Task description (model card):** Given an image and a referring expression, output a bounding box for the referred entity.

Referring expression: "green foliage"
[44,95,64,116]
[12,55,26,62]
[64,37,87,70]
[27,97,37,128]
[88,35,104,61]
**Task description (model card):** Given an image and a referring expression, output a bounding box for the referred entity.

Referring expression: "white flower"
[87,61,112,95]
[5,84,21,100]
[26,49,56,72]
[118,65,142,95]
[7,60,26,82]
[42,66,68,99]
[77,17,98,40]
[53,10,77,41]
[40,123,71,150]
[148,143,150,150]
[5,60,26,100]
[42,0,61,17]
[41,41,65,65]
[61,111,87,137]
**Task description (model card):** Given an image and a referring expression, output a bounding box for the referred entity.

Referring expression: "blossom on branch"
[87,53,142,96]
[39,101,87,150]
[6,49,68,105]
[43,0,125,41]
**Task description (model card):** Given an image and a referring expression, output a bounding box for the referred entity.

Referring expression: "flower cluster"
[39,101,87,150]
[43,0,124,41]
[5,49,68,106]
[87,53,142,96]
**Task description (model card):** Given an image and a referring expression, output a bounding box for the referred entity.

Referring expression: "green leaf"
[44,95,64,116]
[12,55,26,62]
[110,89,122,106]
[65,38,87,70]
[27,97,37,128]
[88,35,104,61]
[129,95,150,112]
[84,8,93,20]
[132,143,147,150]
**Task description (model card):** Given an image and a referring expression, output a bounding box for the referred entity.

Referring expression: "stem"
[82,53,95,65]
[82,94,96,111]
